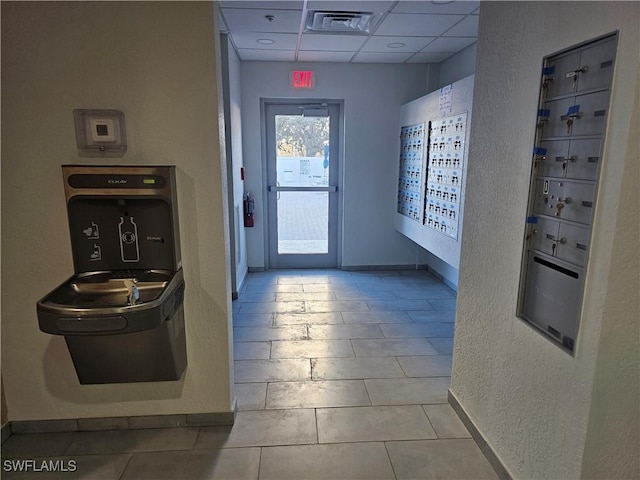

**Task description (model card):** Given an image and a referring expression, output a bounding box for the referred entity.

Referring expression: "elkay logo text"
[3,459,77,473]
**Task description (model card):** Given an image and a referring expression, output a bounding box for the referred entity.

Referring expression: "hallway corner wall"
[580,62,640,479]
[451,2,639,478]
[220,33,249,294]
[438,42,477,89]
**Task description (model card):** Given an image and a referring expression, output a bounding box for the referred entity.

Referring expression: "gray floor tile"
[312,357,405,380]
[316,405,436,443]
[341,310,412,324]
[266,380,370,408]
[407,309,456,323]
[193,426,233,449]
[367,299,434,311]
[234,383,267,410]
[331,276,384,285]
[232,313,274,326]
[274,312,344,325]
[245,275,278,286]
[301,283,346,293]
[397,355,453,377]
[365,377,450,405]
[278,276,330,284]
[333,290,397,300]
[380,322,455,338]
[392,286,456,300]
[271,339,354,359]
[225,409,317,447]
[238,301,305,314]
[354,282,403,292]
[235,359,311,383]
[246,284,302,293]
[1,432,74,457]
[427,298,457,311]
[1,454,131,480]
[352,338,438,356]
[233,326,307,342]
[429,337,455,355]
[383,275,441,285]
[423,404,471,438]
[276,292,337,302]
[64,428,198,455]
[386,439,499,479]
[305,300,370,313]
[121,448,260,480]
[308,324,384,340]
[234,342,271,360]
[260,442,395,480]
[237,292,277,303]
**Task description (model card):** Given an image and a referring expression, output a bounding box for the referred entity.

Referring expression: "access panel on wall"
[518,34,617,353]
[424,112,468,239]
[397,123,427,221]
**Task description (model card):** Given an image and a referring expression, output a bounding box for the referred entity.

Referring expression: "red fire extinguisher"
[243,192,255,227]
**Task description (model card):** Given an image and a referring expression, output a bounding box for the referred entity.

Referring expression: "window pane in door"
[277,191,328,254]
[276,115,330,187]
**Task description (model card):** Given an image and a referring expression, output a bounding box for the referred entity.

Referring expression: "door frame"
[260,98,344,269]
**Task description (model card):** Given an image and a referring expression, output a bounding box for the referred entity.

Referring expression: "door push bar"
[268,185,337,192]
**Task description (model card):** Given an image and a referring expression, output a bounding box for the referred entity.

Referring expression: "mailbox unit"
[518,34,617,353]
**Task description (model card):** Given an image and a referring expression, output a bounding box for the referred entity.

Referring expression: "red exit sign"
[291,70,315,89]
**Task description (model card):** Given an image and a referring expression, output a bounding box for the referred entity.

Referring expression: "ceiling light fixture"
[387,42,406,48]
[256,38,275,45]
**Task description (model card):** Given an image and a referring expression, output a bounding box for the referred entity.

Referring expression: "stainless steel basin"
[46,270,173,309]
[37,269,184,335]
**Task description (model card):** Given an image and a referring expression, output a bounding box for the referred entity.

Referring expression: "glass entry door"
[265,102,340,268]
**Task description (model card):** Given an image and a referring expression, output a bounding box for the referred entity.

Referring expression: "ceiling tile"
[300,33,368,51]
[421,36,476,53]
[220,1,303,10]
[221,8,302,34]
[353,51,414,63]
[392,1,479,15]
[443,15,479,37]
[297,50,355,62]
[307,1,395,13]
[406,52,453,63]
[232,32,298,50]
[362,35,435,53]
[237,49,296,61]
[375,13,465,37]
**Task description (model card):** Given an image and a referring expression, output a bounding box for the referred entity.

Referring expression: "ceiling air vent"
[305,11,375,35]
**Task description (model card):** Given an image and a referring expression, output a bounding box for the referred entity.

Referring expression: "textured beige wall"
[581,65,640,480]
[1,2,233,420]
[452,2,639,478]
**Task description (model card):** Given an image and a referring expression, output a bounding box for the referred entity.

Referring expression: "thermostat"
[74,109,127,157]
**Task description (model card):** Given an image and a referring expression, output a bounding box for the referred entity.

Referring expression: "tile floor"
[2,269,498,479]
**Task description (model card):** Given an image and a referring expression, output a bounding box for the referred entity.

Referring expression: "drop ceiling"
[219,1,480,63]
